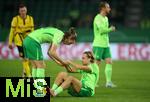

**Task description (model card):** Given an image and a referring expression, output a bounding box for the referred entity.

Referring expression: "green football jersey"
[93,14,112,47]
[80,63,99,96]
[28,27,64,45]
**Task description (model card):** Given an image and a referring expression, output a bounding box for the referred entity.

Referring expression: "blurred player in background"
[92,1,116,87]
[50,51,99,97]
[8,4,34,78]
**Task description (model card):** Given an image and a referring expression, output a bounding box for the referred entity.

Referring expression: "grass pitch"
[0,60,150,102]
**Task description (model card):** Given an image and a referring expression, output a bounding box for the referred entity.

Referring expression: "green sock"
[32,68,37,78]
[52,83,58,90]
[35,68,45,90]
[36,68,45,78]
[105,64,112,83]
[54,86,63,96]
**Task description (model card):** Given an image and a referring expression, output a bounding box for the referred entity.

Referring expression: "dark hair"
[63,27,77,40]
[84,51,95,63]
[19,4,26,9]
[99,1,108,11]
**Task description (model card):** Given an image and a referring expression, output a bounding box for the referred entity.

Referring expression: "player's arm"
[47,45,63,66]
[8,17,17,49]
[30,16,34,31]
[95,18,115,35]
[68,61,91,72]
[47,43,68,66]
[25,16,34,34]
[66,67,78,73]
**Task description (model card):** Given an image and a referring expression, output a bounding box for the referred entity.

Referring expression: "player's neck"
[20,15,27,19]
[83,63,88,66]
[100,11,106,17]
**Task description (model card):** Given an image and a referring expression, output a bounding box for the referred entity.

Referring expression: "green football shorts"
[68,82,93,97]
[93,46,111,60]
[23,36,43,60]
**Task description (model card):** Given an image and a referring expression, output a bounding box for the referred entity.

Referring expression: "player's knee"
[37,64,46,68]
[67,76,73,81]
[39,62,46,68]
[43,62,46,68]
[32,64,36,68]
[36,62,46,68]
[105,58,112,64]
[30,61,36,68]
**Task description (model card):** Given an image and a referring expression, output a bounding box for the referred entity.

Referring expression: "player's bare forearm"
[67,67,77,73]
[49,52,66,65]
[48,44,67,66]
[67,61,78,68]
[47,51,66,66]
[49,54,74,72]
[48,54,63,66]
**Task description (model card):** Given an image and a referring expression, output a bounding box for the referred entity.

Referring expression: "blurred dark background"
[0,0,150,43]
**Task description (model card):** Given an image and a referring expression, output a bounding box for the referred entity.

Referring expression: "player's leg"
[30,60,37,78]
[92,47,104,87]
[17,46,25,77]
[61,76,82,92]
[51,72,68,90]
[104,47,116,88]
[32,60,47,96]
[23,36,44,78]
[23,36,46,95]
[92,46,103,67]
[105,58,112,85]
[22,58,31,77]
[33,60,46,78]
[29,60,37,89]
[17,46,31,78]
[50,76,82,96]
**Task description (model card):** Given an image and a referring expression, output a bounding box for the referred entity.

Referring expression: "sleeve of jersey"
[88,64,94,73]
[95,17,112,35]
[8,17,17,45]
[52,33,63,46]
[31,17,34,31]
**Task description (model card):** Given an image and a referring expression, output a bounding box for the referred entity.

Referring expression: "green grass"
[0,60,150,102]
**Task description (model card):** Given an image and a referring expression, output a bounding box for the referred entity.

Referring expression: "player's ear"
[88,52,95,63]
[88,58,91,63]
[87,55,92,63]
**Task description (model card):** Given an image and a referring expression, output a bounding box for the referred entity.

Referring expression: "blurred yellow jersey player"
[8,4,34,78]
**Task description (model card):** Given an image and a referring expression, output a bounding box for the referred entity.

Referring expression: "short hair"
[19,4,26,9]
[99,1,108,11]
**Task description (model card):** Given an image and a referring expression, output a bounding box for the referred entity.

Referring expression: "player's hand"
[8,44,13,49]
[70,67,77,72]
[110,26,116,31]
